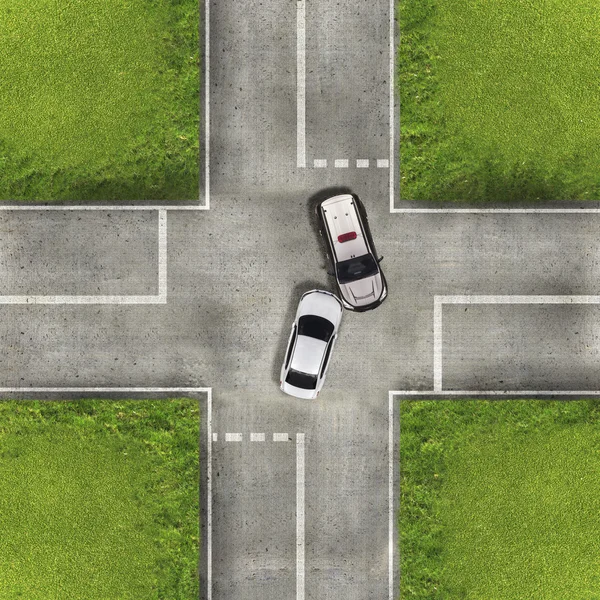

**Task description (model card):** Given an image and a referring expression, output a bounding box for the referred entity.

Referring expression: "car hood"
[339,273,384,307]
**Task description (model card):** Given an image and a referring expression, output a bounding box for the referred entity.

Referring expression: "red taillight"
[337,231,357,243]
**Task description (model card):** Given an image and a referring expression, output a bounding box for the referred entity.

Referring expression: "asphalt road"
[1,1,600,599]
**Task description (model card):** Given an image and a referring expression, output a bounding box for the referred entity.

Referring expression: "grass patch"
[399,399,600,599]
[398,0,600,203]
[0,0,199,202]
[0,398,199,599]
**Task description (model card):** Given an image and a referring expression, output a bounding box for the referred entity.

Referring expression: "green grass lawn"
[0,0,199,202]
[398,0,600,203]
[0,398,199,599]
[400,399,600,599]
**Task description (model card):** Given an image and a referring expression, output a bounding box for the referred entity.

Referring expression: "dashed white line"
[296,433,305,600]
[158,210,167,301]
[273,432,290,442]
[377,158,390,168]
[357,159,370,168]
[313,159,327,168]
[433,297,443,393]
[296,0,306,168]
[334,159,349,168]
[225,433,243,442]
[250,432,265,442]
[212,432,218,442]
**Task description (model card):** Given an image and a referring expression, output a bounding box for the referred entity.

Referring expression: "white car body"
[280,290,343,399]
[317,194,387,311]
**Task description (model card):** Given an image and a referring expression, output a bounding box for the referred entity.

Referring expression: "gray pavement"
[1,1,599,600]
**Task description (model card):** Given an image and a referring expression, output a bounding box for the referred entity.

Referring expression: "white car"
[280,290,343,399]
[316,193,387,311]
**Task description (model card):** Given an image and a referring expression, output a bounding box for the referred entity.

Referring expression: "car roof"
[320,195,369,262]
[290,335,327,375]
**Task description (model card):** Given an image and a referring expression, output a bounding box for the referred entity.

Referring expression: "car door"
[318,334,337,383]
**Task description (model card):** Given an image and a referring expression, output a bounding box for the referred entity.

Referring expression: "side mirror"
[378,256,384,263]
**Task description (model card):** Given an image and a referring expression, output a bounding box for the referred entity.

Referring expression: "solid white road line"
[250,433,265,442]
[433,297,443,392]
[313,159,327,168]
[204,0,210,209]
[392,390,600,396]
[356,159,370,168]
[0,386,210,393]
[296,0,306,168]
[388,392,394,600]
[391,208,600,214]
[0,206,207,211]
[207,388,213,600]
[0,296,166,304]
[296,433,305,600]
[273,432,289,441]
[389,0,395,214]
[158,209,168,301]
[438,294,600,304]
[433,294,600,392]
[225,433,243,442]
[334,159,349,168]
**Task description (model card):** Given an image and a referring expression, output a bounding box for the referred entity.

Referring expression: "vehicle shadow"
[270,279,330,387]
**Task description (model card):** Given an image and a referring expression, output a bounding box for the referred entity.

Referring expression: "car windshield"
[336,254,379,284]
[285,369,318,390]
[298,315,334,342]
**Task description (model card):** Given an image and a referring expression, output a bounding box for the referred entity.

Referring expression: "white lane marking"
[0,206,206,211]
[357,159,370,168]
[0,211,168,304]
[388,392,394,600]
[313,159,327,168]
[392,390,600,395]
[296,433,305,600]
[439,294,600,304]
[0,296,166,304]
[158,209,167,301]
[389,0,395,216]
[207,388,213,600]
[204,0,211,209]
[377,158,390,168]
[225,433,243,442]
[0,387,210,392]
[212,432,218,442]
[334,159,349,168]
[433,294,600,392]
[273,432,290,441]
[250,432,266,442]
[296,0,306,168]
[391,208,600,214]
[433,297,443,392]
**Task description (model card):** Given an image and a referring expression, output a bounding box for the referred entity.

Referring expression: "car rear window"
[285,369,318,390]
[298,315,334,342]
[336,254,379,284]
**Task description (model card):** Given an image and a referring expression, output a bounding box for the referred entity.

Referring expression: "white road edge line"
[388,391,394,600]
[207,388,213,600]
[391,208,600,214]
[389,0,395,213]
[433,294,600,392]
[0,211,168,305]
[433,297,443,392]
[296,0,306,168]
[158,210,168,301]
[296,433,305,600]
[392,390,600,395]
[204,0,210,209]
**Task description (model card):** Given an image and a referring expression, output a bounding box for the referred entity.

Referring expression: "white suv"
[316,194,387,311]
[280,290,343,399]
